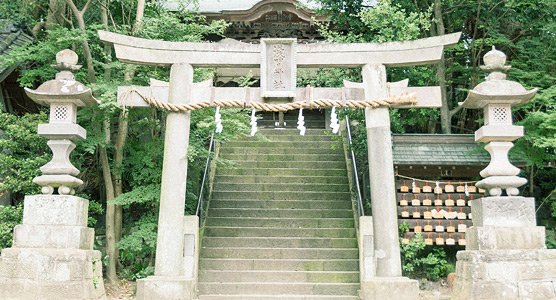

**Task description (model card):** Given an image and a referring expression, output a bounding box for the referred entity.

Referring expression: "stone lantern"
[452,47,556,300]
[461,46,536,196]
[24,49,99,195]
[0,49,106,300]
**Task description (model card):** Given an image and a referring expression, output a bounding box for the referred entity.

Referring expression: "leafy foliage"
[116,212,157,279]
[0,204,23,252]
[399,223,450,281]
[0,112,49,198]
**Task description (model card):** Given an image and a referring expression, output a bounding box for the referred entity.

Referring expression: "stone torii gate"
[98,30,461,300]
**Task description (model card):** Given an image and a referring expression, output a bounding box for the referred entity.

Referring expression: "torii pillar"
[98,30,461,300]
[136,63,199,299]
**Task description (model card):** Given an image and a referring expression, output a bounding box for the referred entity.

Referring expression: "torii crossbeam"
[99,30,461,300]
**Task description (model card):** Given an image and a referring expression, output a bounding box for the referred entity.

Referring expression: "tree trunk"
[113,112,128,249]
[32,0,66,38]
[99,142,117,283]
[434,0,450,134]
[529,165,534,196]
[133,0,146,33]
[64,0,96,83]
[46,0,66,29]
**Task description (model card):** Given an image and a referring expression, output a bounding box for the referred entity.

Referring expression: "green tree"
[0,0,249,283]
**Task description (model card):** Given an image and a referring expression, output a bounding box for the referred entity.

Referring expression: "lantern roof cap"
[461,46,536,108]
[24,49,99,107]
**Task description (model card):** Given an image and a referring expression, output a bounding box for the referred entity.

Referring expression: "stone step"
[220,153,344,162]
[212,191,351,201]
[205,218,355,229]
[213,175,349,185]
[202,237,357,248]
[207,208,354,219]
[216,168,347,177]
[203,227,356,238]
[241,134,337,142]
[199,295,359,300]
[200,247,358,260]
[258,129,330,136]
[223,161,347,170]
[209,200,352,210]
[199,258,359,271]
[225,141,336,148]
[198,282,359,296]
[212,183,349,192]
[220,147,340,155]
[198,270,360,283]
[257,120,325,128]
[277,113,324,120]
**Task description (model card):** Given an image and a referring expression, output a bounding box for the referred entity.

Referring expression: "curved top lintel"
[98,30,461,68]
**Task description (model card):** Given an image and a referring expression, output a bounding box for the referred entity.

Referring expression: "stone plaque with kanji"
[260,38,297,98]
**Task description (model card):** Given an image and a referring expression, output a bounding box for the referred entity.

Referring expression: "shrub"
[0,204,23,252]
[399,223,449,281]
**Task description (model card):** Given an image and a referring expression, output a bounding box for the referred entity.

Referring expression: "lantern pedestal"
[452,196,556,300]
[453,249,556,300]
[0,195,106,300]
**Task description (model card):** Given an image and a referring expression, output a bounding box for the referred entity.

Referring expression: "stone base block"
[472,197,536,228]
[136,276,195,300]
[23,195,89,226]
[359,277,419,300]
[452,249,556,300]
[466,226,546,250]
[13,224,94,249]
[0,248,105,300]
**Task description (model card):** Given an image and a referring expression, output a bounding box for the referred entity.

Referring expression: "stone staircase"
[198,128,360,300]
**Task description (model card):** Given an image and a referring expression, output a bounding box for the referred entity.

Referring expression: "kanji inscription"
[261,38,296,98]
[272,44,287,89]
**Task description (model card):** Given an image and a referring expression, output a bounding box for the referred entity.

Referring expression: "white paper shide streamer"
[465,183,470,196]
[215,106,223,133]
[250,109,257,136]
[330,107,340,134]
[297,108,306,136]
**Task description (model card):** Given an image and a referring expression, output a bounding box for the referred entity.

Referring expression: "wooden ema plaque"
[446,234,456,245]
[401,181,409,193]
[447,221,456,233]
[424,221,433,232]
[457,194,466,206]
[425,234,434,245]
[434,195,443,206]
[400,194,408,206]
[396,178,473,246]
[411,194,421,206]
[412,208,421,218]
[445,182,455,193]
[422,182,432,193]
[445,194,455,206]
[423,195,432,206]
[458,221,467,233]
[435,221,444,232]
[414,221,422,233]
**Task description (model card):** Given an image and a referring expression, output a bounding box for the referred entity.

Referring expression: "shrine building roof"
[197,0,314,13]
[392,134,492,166]
[0,22,33,82]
